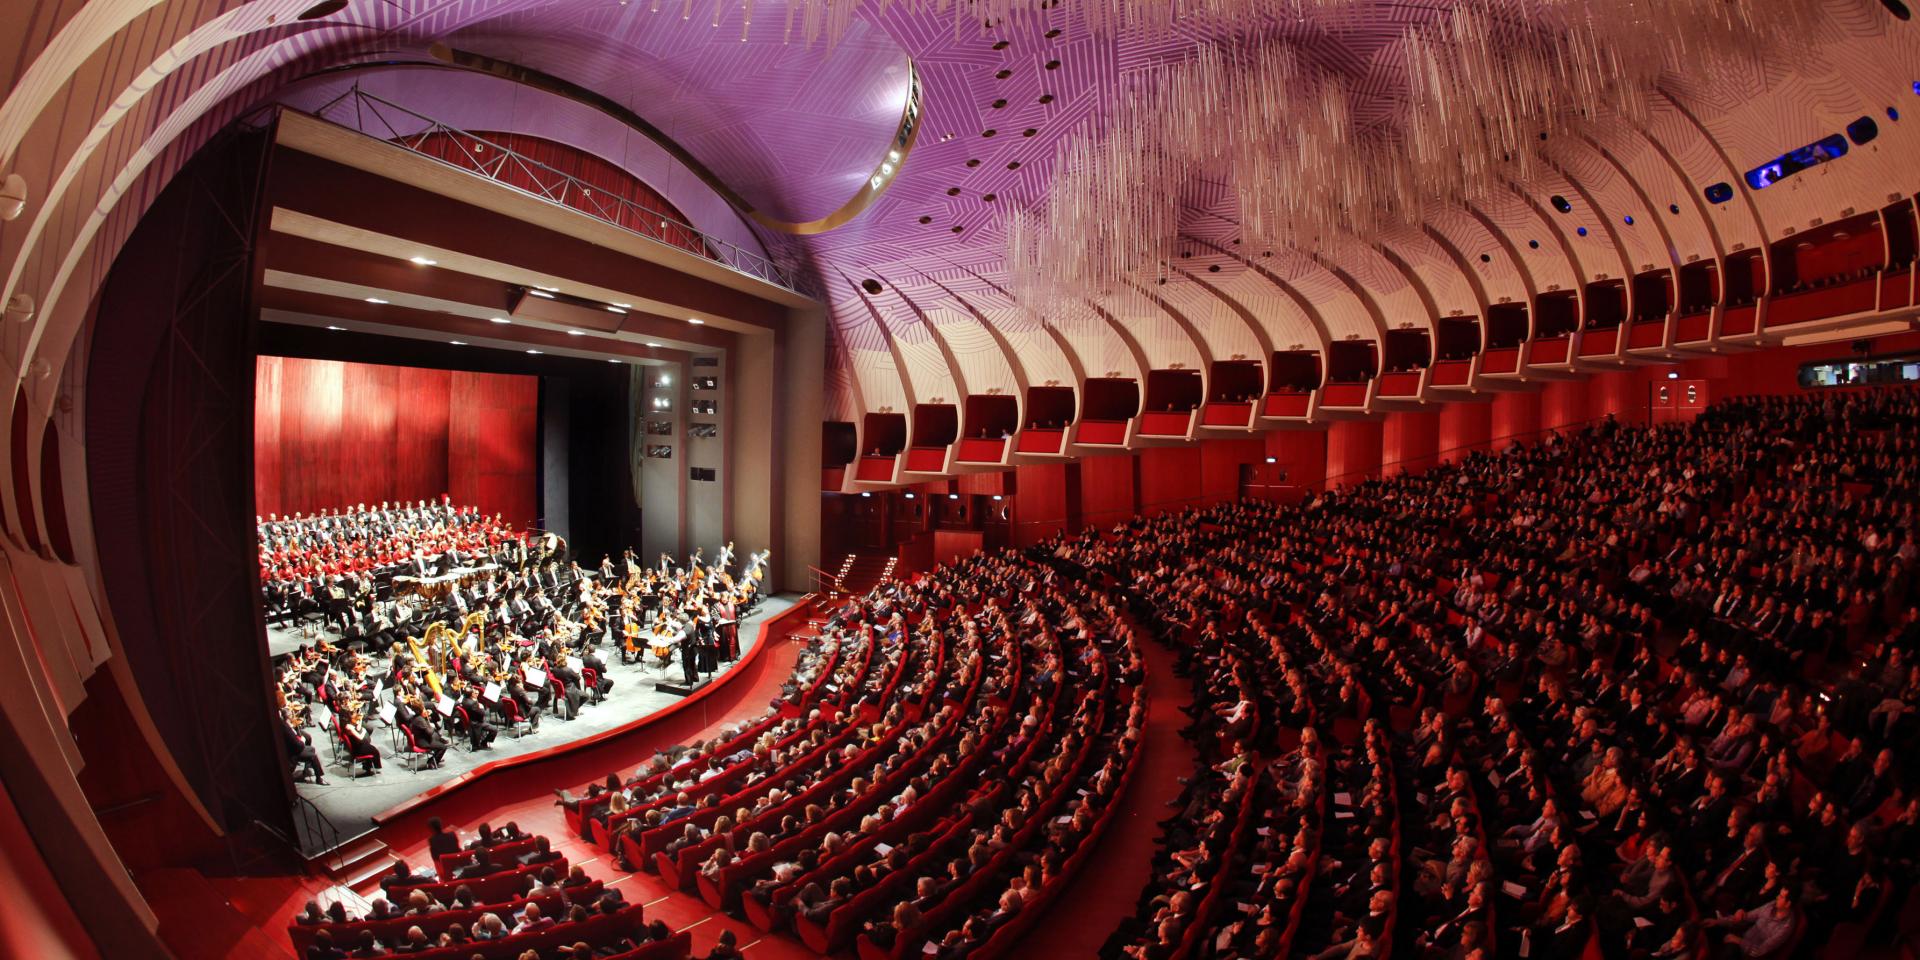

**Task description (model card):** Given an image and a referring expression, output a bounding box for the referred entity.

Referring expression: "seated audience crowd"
[296,385,1918,960]
[1096,386,1917,960]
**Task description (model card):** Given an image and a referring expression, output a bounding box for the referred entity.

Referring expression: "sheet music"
[524,669,548,688]
[482,682,501,702]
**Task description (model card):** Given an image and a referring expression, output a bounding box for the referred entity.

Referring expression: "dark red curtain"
[254,357,536,526]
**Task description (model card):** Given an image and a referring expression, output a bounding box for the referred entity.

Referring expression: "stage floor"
[290,595,797,855]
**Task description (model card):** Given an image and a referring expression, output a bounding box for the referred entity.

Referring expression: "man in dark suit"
[281,716,327,785]
[1532,899,1590,957]
[457,847,503,880]
[426,817,461,866]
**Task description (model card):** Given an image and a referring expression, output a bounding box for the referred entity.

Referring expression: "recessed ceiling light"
[490,317,511,324]
[450,340,467,346]
[687,318,705,325]
[409,256,437,266]
[364,297,388,304]
[526,349,543,355]
[528,289,555,299]
[567,329,586,336]
[326,325,346,331]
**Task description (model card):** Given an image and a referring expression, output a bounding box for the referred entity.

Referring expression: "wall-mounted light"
[861,491,872,498]
[948,493,959,500]
[1667,371,1680,380]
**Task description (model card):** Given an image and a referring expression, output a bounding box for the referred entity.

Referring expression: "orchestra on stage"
[266,499,768,784]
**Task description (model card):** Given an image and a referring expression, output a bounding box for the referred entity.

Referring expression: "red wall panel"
[1011,462,1069,546]
[1326,420,1383,486]
[1201,438,1266,504]
[1077,454,1138,529]
[1138,446,1204,515]
[255,357,536,526]
[1438,400,1492,463]
[1491,390,1540,447]
[1382,409,1440,476]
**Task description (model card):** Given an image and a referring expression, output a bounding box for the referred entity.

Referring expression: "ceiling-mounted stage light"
[296,0,349,20]
[0,174,28,221]
[6,293,35,325]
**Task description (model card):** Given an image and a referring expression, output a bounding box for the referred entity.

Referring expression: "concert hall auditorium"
[5,2,1920,959]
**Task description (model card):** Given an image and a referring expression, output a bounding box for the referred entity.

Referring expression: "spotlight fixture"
[904,492,916,499]
[948,493,959,500]
[535,285,559,292]
[861,492,872,498]
[608,358,623,363]
[688,318,705,325]
[528,289,555,299]
[1667,371,1680,379]
[409,256,437,266]
[451,340,467,345]
[1265,457,1277,464]
[568,329,587,336]
[364,297,388,304]
[491,317,512,324]
[645,342,662,347]
[326,325,347,331]
[606,306,627,314]
[526,349,544,355]
[992,495,1004,501]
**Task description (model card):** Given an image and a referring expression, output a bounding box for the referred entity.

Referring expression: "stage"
[289,594,798,855]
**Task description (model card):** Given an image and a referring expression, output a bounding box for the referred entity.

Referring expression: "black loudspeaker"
[1851,339,1875,356]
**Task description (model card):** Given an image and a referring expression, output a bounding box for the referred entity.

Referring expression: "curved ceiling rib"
[424,45,918,236]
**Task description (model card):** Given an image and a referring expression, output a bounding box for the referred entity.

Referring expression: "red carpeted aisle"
[1015,630,1195,959]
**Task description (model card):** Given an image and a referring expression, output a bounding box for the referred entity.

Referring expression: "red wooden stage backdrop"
[254,356,539,526]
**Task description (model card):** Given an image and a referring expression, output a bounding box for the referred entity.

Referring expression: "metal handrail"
[292,792,344,871]
[304,86,810,297]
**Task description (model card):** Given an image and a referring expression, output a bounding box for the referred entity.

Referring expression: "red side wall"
[254,356,538,526]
